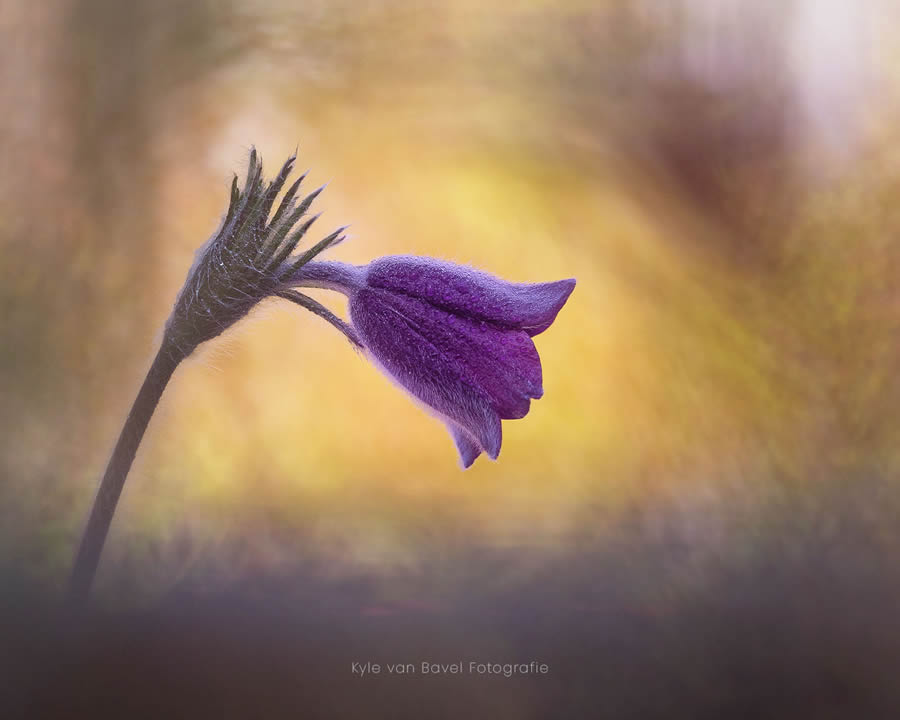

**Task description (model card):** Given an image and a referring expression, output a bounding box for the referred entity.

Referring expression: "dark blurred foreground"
[5,478,900,720]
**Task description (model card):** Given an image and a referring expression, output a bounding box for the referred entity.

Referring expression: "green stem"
[66,340,183,606]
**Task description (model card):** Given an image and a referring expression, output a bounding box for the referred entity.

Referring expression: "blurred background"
[3,0,900,716]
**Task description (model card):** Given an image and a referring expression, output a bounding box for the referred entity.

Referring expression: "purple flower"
[282,256,575,467]
[69,149,575,606]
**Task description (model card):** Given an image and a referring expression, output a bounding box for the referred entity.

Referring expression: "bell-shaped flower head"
[282,256,575,467]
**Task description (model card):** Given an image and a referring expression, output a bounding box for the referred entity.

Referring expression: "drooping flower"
[163,147,574,466]
[281,256,575,467]
[69,148,575,606]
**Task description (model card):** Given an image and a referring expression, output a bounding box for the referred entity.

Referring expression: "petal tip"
[481,415,502,459]
[524,278,576,336]
[552,277,577,307]
[459,454,478,470]
[449,424,482,468]
[449,418,500,465]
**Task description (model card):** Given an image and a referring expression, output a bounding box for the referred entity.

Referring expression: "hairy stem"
[282,260,364,295]
[66,340,184,606]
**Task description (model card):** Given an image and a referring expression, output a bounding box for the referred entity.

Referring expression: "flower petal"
[365,256,576,336]
[447,423,483,468]
[350,287,503,458]
[361,287,544,420]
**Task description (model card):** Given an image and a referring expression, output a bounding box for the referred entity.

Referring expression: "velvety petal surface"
[288,256,576,467]
[350,287,503,458]
[358,285,544,417]
[365,256,576,337]
[447,423,483,468]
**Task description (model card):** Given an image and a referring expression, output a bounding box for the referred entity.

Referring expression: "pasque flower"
[282,257,575,467]
[68,149,574,604]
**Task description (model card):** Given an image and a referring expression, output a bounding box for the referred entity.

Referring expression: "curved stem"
[282,260,364,295]
[66,340,183,606]
[275,289,363,348]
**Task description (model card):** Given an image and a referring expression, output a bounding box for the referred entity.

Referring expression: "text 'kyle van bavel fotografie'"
[351,661,550,678]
